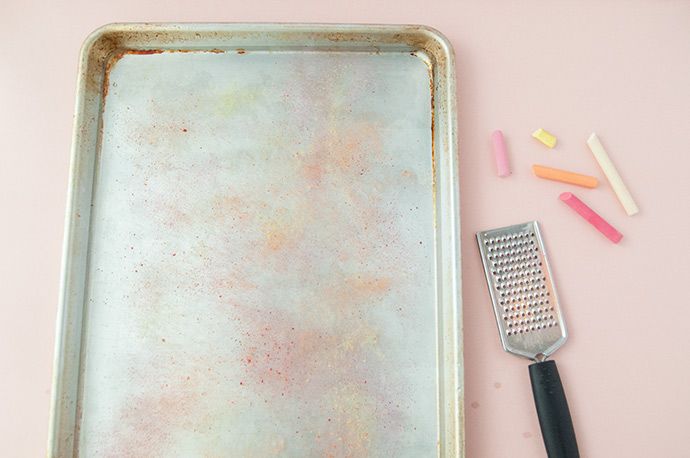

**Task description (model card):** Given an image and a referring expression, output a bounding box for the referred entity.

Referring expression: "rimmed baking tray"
[49,23,462,457]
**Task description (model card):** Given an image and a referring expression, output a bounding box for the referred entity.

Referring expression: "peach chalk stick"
[492,130,511,177]
[586,133,639,216]
[532,128,557,148]
[532,164,598,188]
[559,192,623,243]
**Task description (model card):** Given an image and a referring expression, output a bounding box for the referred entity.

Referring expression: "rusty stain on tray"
[82,24,450,96]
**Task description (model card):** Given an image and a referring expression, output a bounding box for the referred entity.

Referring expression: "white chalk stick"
[586,133,639,216]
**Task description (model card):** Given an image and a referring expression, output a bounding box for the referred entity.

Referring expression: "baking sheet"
[49,23,462,457]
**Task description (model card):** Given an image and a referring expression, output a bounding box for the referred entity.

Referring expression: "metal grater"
[476,221,567,361]
[477,221,580,458]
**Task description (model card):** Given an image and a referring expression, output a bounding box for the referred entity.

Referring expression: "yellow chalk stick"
[532,128,557,148]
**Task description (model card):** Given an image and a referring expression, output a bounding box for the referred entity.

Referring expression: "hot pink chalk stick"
[560,192,623,243]
[492,130,511,177]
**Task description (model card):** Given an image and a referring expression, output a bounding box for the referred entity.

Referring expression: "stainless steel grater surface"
[477,221,567,361]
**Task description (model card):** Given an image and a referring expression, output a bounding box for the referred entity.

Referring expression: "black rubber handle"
[529,360,580,458]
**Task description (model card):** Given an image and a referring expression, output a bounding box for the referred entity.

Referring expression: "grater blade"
[477,221,567,361]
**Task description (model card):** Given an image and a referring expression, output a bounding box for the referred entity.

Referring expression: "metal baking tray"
[49,23,462,457]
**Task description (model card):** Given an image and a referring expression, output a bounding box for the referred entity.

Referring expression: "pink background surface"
[2,1,689,457]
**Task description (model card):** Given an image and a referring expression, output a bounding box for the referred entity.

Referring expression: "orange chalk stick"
[532,164,598,189]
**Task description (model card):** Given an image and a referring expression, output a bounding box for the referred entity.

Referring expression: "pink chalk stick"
[559,192,623,243]
[492,130,511,177]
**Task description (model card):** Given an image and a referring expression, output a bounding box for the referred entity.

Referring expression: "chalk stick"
[492,130,511,177]
[586,133,639,216]
[560,192,623,243]
[532,164,598,188]
[532,128,557,148]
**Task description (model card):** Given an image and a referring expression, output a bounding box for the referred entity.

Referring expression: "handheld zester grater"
[477,221,579,458]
